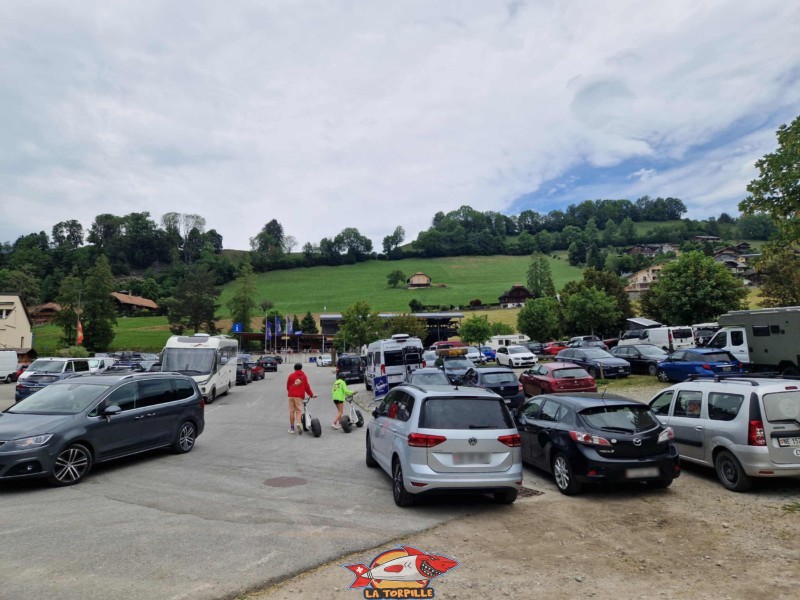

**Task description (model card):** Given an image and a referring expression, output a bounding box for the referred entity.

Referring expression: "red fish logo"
[344,546,458,597]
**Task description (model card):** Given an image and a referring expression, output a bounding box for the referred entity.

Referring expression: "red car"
[518,362,597,397]
[542,341,569,356]
[246,361,265,381]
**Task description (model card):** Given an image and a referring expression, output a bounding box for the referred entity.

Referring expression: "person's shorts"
[288,396,303,412]
[333,399,344,404]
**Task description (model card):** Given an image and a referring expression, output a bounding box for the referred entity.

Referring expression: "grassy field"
[33,316,173,355]
[217,254,583,316]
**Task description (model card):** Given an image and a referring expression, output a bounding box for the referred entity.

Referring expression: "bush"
[469,298,482,307]
[56,346,92,358]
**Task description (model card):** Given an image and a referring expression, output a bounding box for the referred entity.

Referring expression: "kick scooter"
[339,392,364,433]
[300,396,322,437]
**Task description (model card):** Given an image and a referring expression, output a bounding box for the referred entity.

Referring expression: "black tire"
[4,374,12,384]
[48,443,92,486]
[647,364,658,377]
[552,452,582,495]
[781,365,799,376]
[649,478,673,489]
[392,460,415,507]
[310,418,322,438]
[493,488,519,504]
[656,368,670,383]
[340,415,352,433]
[171,421,197,454]
[206,387,216,404]
[366,434,378,468]
[355,409,364,427]
[715,450,752,492]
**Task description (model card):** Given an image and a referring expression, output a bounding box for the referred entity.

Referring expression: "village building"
[623,265,663,300]
[110,291,160,316]
[30,302,62,325]
[498,284,533,308]
[0,293,33,360]
[406,272,432,288]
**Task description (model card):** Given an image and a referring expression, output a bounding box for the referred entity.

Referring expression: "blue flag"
[275,316,282,336]
[286,315,293,335]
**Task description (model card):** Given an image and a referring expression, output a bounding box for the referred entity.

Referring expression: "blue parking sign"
[373,376,389,400]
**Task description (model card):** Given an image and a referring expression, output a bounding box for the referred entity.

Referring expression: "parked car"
[461,367,525,408]
[524,341,544,355]
[366,384,522,506]
[247,361,265,380]
[422,350,439,367]
[236,359,252,385]
[515,393,680,495]
[655,349,744,383]
[610,344,669,376]
[0,372,204,486]
[555,348,631,379]
[495,345,538,368]
[568,339,609,351]
[478,346,496,361]
[648,375,800,491]
[317,353,333,367]
[435,355,476,384]
[15,358,93,402]
[14,364,29,382]
[542,341,569,356]
[519,362,597,397]
[336,353,365,383]
[404,367,451,387]
[464,346,484,364]
[258,356,279,372]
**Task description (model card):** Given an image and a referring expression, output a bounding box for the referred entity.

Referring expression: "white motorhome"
[364,334,424,390]
[487,334,530,350]
[706,306,800,374]
[617,326,694,351]
[161,333,238,403]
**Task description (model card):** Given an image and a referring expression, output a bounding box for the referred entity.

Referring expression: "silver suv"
[648,375,800,491]
[366,384,522,506]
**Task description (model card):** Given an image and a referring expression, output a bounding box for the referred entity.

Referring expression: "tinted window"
[552,367,590,379]
[708,392,744,421]
[174,378,196,400]
[105,382,139,411]
[73,360,90,373]
[138,379,176,408]
[730,331,744,346]
[580,404,659,432]
[419,397,513,429]
[674,390,702,417]
[672,328,693,339]
[752,325,770,337]
[384,350,406,367]
[539,400,562,423]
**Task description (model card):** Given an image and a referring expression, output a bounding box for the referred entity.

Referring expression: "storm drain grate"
[263,476,308,488]
[518,487,543,497]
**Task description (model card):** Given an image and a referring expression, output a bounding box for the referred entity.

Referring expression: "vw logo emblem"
[633,438,642,446]
[468,437,478,446]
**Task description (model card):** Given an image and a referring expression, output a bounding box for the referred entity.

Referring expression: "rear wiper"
[468,425,498,429]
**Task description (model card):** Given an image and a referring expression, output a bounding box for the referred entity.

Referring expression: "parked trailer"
[706,306,800,375]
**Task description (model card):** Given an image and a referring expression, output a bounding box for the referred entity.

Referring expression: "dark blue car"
[655,348,744,382]
[555,348,631,379]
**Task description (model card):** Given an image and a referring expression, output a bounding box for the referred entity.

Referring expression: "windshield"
[582,348,613,358]
[579,405,659,433]
[26,360,65,373]
[8,383,110,414]
[162,348,215,375]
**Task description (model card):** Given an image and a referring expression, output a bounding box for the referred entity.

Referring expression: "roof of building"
[110,292,159,310]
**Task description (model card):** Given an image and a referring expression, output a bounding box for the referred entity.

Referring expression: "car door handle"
[134,415,146,420]
[695,426,704,431]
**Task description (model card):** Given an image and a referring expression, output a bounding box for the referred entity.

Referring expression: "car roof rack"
[685,373,795,385]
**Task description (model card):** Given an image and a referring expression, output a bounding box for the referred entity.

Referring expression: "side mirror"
[220,357,228,365]
[103,405,121,418]
[372,408,380,419]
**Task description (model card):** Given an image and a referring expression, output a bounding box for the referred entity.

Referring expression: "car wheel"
[365,433,378,468]
[493,489,518,504]
[647,364,658,377]
[714,450,752,492]
[365,376,372,391]
[48,443,92,486]
[656,368,670,383]
[552,452,582,495]
[4,374,12,383]
[392,460,415,507]
[206,387,216,404]
[171,421,197,453]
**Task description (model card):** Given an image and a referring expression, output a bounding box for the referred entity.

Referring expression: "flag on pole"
[265,321,271,348]
[76,320,84,346]
[286,315,293,335]
[275,316,282,336]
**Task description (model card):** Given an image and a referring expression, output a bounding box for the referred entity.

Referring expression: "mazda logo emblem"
[633,438,642,446]
[468,437,478,446]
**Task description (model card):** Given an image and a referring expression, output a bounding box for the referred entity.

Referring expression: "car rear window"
[702,352,736,363]
[553,368,590,379]
[672,328,693,339]
[384,350,405,367]
[579,405,659,433]
[762,391,800,423]
[419,397,513,430]
[481,372,517,385]
[338,357,360,367]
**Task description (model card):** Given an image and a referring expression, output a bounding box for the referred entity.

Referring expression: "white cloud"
[1,1,799,249]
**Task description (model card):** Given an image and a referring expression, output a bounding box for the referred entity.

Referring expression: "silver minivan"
[648,376,800,491]
[366,385,522,505]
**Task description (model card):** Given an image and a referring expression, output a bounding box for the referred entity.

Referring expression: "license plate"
[722,366,731,372]
[625,467,660,479]
[452,453,490,465]
[777,437,800,447]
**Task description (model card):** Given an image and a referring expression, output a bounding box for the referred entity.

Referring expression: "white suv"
[648,375,800,491]
[495,345,538,368]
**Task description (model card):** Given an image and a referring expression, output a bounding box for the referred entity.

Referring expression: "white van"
[364,334,424,390]
[0,350,18,383]
[487,334,530,350]
[618,326,694,352]
[88,357,116,373]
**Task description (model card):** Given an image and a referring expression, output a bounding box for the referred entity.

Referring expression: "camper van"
[617,326,694,351]
[364,334,424,390]
[487,334,531,350]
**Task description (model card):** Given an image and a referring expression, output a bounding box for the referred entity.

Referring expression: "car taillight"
[407,433,447,447]
[380,364,386,375]
[702,363,712,370]
[569,431,611,446]
[658,427,674,443]
[498,433,521,447]
[517,382,523,393]
[748,420,766,446]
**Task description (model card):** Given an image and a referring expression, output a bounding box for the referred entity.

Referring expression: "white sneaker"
[288,427,295,434]
[296,422,303,435]
[332,422,341,429]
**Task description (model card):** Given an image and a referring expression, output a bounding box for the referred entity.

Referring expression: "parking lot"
[1,366,799,600]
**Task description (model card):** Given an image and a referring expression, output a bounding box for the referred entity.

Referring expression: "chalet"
[30,302,62,325]
[735,242,752,253]
[406,272,432,288]
[0,293,33,357]
[110,292,159,316]
[623,266,663,300]
[692,235,721,242]
[498,284,533,308]
[625,243,680,257]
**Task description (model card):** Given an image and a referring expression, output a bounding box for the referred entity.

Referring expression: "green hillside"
[217,254,583,316]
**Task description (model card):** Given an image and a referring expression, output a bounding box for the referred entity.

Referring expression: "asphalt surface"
[0,365,484,600]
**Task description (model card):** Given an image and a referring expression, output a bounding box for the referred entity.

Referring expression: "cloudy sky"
[2,1,799,251]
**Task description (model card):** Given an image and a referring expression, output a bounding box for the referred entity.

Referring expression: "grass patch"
[34,316,172,354]
[782,501,800,514]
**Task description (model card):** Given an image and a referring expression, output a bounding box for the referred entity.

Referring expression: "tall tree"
[226,260,258,332]
[640,252,748,325]
[386,269,406,288]
[562,287,621,337]
[51,220,84,250]
[335,301,383,351]
[53,273,82,346]
[526,255,556,299]
[517,297,561,342]
[300,311,319,335]
[458,315,493,346]
[81,255,117,352]
[164,266,220,334]
[753,245,800,306]
[382,226,406,257]
[385,314,427,340]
